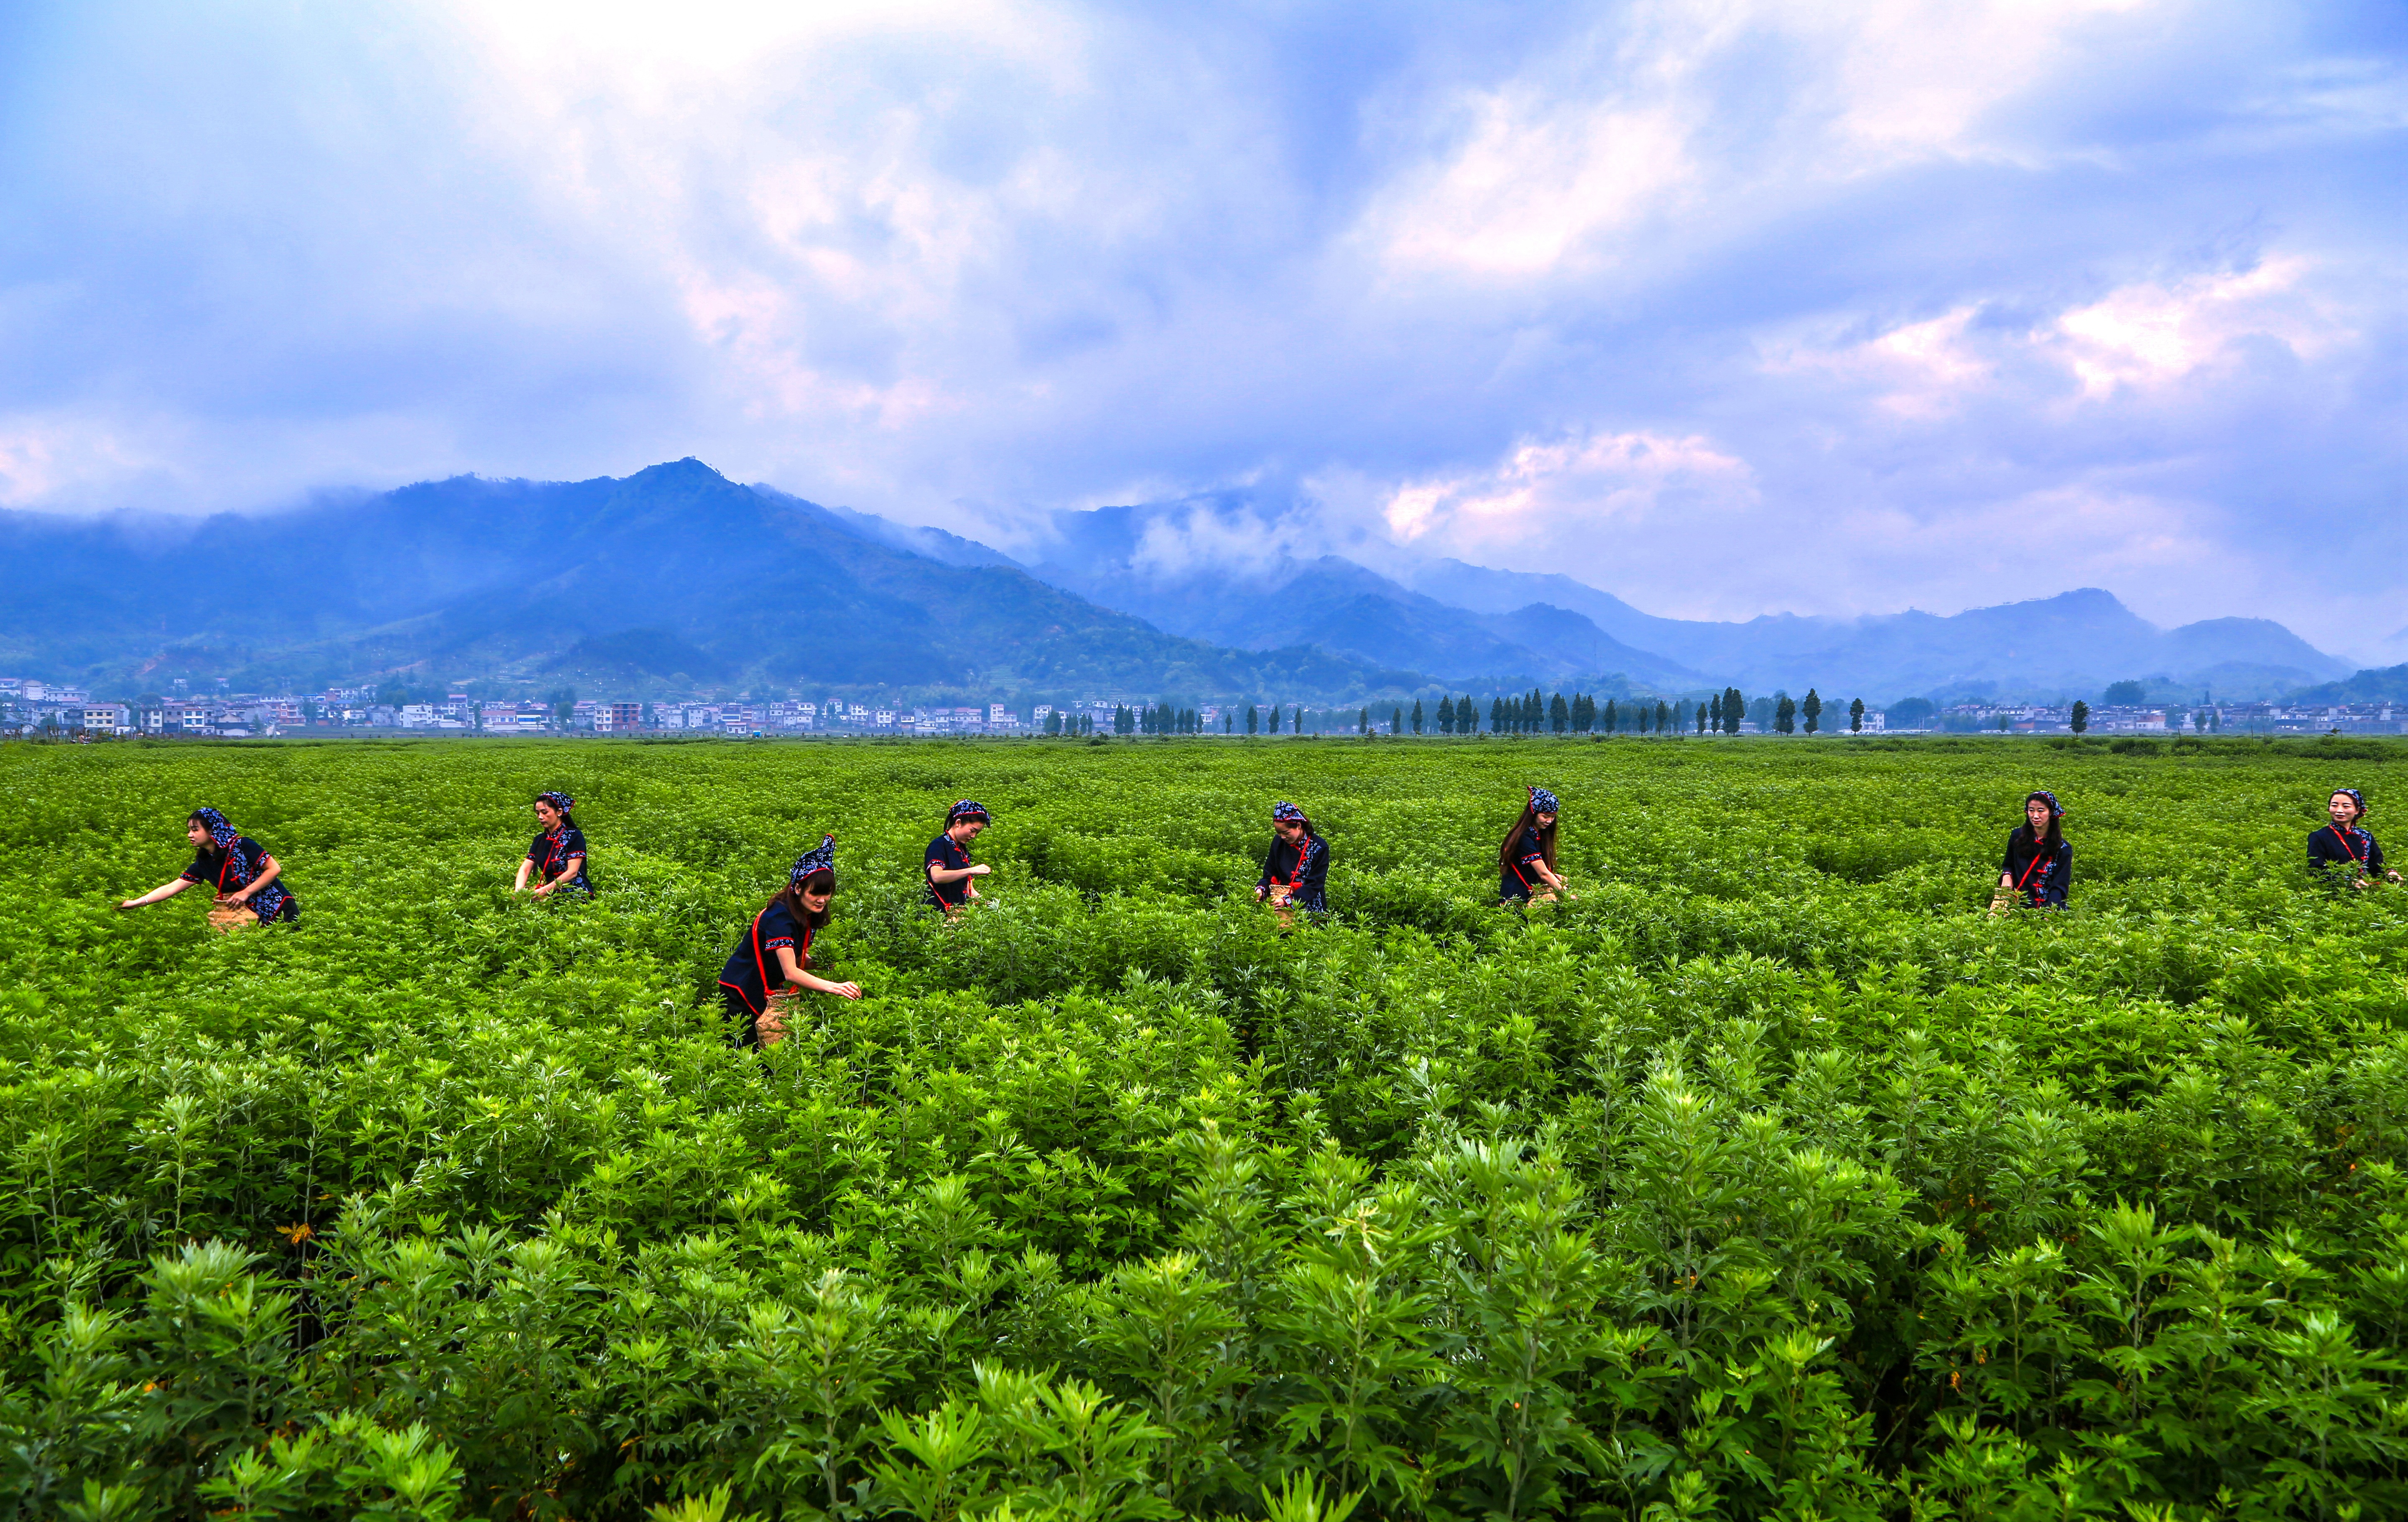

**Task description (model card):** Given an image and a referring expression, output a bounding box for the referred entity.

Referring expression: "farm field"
[3,733,2407,1522]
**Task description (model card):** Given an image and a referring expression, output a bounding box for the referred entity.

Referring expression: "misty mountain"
[2285,664,2408,706]
[0,462,1426,702]
[1020,503,1701,688]
[1021,496,2350,701]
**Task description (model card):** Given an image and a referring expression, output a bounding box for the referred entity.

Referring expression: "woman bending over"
[118,807,299,926]
[925,799,993,914]
[1255,801,1330,919]
[1500,787,1569,904]
[717,835,863,1047]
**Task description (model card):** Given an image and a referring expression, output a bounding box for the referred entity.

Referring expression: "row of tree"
[1050,687,1886,739]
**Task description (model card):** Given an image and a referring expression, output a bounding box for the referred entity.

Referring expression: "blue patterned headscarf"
[2026,790,2064,818]
[190,807,239,849]
[536,790,576,820]
[946,799,990,827]
[2334,787,2368,819]
[1272,801,1307,825]
[1528,786,1560,815]
[791,834,837,886]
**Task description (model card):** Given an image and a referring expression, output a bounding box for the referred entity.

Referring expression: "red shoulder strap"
[749,908,773,998]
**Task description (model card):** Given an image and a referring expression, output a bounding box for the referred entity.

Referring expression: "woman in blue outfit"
[117,807,300,924]
[925,799,993,914]
[1997,790,2072,909]
[1255,801,1330,919]
[1499,787,1569,903]
[2311,788,2400,890]
[515,790,594,897]
[718,835,863,1047]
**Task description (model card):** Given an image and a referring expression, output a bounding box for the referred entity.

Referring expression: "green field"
[4,733,2407,1522]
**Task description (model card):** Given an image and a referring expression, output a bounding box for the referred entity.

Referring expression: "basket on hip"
[209,897,260,932]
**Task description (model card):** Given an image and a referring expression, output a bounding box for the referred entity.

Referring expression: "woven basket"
[207,898,260,932]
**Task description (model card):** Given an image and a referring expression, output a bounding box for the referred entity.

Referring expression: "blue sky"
[2,2,2401,656]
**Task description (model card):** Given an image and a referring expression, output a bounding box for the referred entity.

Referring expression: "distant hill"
[1021,503,1702,688]
[0,462,1427,703]
[2285,664,2408,706]
[4,462,2357,707]
[1015,495,2349,702]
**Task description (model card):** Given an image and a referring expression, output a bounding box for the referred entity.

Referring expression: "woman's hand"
[116,898,137,911]
[531,880,556,898]
[1998,873,2014,889]
[824,981,864,999]
[969,863,992,877]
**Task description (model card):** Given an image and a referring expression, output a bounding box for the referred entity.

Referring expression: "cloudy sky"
[2,2,2401,654]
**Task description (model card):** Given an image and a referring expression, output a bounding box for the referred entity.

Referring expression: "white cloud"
[1376,427,1756,550]
[0,0,2398,650]
[2048,256,2349,398]
[1762,254,2359,418]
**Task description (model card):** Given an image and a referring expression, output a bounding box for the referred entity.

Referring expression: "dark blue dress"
[1257,834,1330,912]
[2310,824,2384,880]
[1500,827,1549,902]
[718,900,812,1044]
[526,826,593,894]
[926,833,974,908]
[2000,828,2072,908]
[182,836,298,922]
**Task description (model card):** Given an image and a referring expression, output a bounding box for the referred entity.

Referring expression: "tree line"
[1050,687,1880,738]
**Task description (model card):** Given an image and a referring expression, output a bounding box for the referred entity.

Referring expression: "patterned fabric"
[1258,833,1331,912]
[946,799,991,827]
[1528,786,1561,815]
[182,835,298,922]
[926,833,974,909]
[2334,787,2369,817]
[192,807,240,849]
[1271,801,1307,825]
[2002,831,2072,909]
[1501,827,1548,902]
[2310,823,2383,880]
[791,834,837,885]
[718,899,812,1029]
[537,790,576,815]
[2027,790,2064,818]
[526,826,593,894]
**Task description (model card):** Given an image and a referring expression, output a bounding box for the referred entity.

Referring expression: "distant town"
[3,674,2402,740]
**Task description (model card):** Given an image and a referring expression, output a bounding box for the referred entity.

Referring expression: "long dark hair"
[768,868,837,933]
[1498,803,1557,873]
[2017,805,2065,854]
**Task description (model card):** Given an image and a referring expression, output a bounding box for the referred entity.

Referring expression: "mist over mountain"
[1020,496,2354,702]
[0,462,1419,703]
[0,460,2366,708]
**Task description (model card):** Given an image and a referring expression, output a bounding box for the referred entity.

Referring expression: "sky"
[1,1,2402,658]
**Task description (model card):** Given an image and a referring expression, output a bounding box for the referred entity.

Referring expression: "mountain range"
[1013,495,2349,702]
[0,460,2365,705]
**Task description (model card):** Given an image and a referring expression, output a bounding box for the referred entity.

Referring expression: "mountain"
[1019,496,2349,701]
[2284,664,2408,706]
[6,463,2355,707]
[0,462,1429,703]
[1020,503,1701,688]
